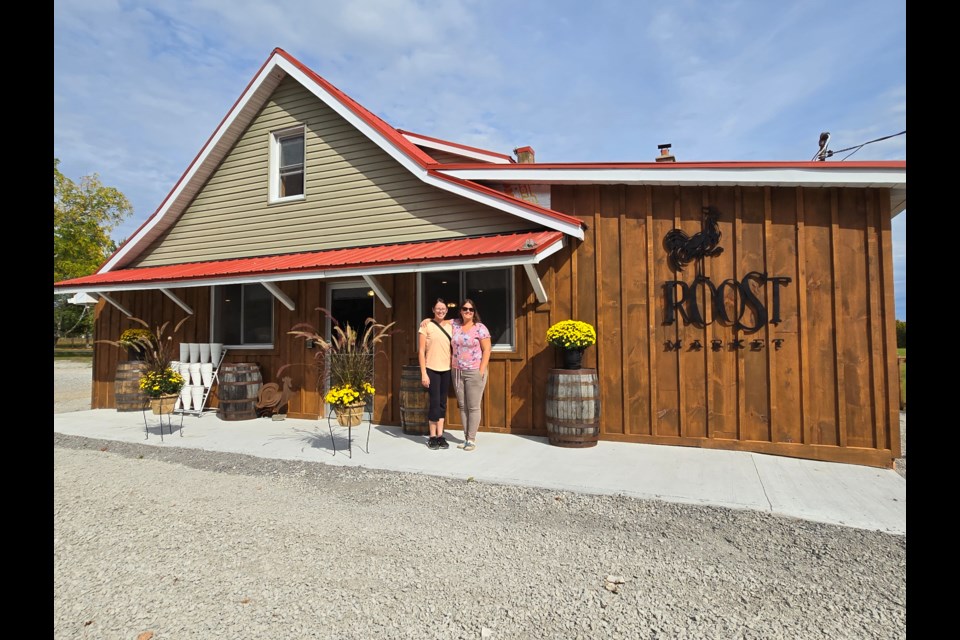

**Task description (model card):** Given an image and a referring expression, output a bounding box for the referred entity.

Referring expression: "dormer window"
[270,126,305,202]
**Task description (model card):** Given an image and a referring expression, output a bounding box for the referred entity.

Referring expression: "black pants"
[426,368,450,423]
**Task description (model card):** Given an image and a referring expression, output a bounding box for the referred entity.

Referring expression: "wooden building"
[54,49,906,468]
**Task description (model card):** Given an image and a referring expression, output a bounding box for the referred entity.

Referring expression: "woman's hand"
[420,318,430,330]
[421,374,430,388]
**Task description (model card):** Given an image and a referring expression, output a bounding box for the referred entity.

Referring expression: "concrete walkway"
[53,409,906,535]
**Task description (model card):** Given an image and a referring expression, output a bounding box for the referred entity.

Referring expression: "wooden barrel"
[218,363,262,421]
[115,361,150,411]
[545,369,601,447]
[399,365,430,435]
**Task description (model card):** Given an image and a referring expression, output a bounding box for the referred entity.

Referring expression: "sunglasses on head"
[461,307,475,312]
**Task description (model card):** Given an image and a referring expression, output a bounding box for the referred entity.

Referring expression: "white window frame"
[210,284,275,350]
[417,266,515,351]
[269,125,306,203]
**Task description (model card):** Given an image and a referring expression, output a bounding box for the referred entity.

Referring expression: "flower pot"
[191,385,205,412]
[561,348,584,370]
[210,343,223,363]
[199,343,211,363]
[179,343,190,363]
[200,363,214,387]
[188,343,200,363]
[150,394,178,415]
[179,385,193,411]
[335,401,365,427]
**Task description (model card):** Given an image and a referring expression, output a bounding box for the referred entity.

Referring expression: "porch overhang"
[53,231,567,298]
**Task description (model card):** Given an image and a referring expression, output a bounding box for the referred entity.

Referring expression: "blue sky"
[53,0,906,319]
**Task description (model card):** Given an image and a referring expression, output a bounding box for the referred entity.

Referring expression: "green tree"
[54,158,133,343]
[895,320,906,349]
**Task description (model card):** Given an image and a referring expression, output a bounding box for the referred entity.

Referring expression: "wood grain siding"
[90,183,900,468]
[132,77,530,267]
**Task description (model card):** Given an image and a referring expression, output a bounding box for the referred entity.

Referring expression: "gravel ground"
[54,361,907,639]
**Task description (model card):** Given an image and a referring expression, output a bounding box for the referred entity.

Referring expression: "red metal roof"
[54,231,565,290]
[432,160,907,170]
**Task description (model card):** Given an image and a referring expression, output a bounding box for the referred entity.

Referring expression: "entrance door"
[326,282,375,412]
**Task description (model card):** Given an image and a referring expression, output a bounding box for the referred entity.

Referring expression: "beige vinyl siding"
[133,76,531,267]
[416,146,499,165]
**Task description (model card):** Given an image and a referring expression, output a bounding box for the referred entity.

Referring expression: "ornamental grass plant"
[98,316,191,373]
[284,308,396,414]
[546,320,597,350]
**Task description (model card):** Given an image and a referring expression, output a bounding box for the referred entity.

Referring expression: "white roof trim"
[401,132,512,164]
[160,288,195,315]
[101,53,582,275]
[363,275,392,309]
[102,60,284,273]
[262,281,296,311]
[437,166,906,189]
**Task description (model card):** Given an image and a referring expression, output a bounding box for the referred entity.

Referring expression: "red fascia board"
[433,160,906,170]
[397,129,515,162]
[275,49,437,168]
[95,51,281,272]
[54,231,565,288]
[427,170,585,230]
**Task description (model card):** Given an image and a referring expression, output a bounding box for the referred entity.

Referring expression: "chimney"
[514,146,535,163]
[656,143,676,163]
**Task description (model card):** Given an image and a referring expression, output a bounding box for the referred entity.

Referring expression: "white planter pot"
[179,385,193,411]
[188,343,200,363]
[189,363,202,386]
[200,363,214,387]
[179,343,189,362]
[210,343,223,363]
[199,343,211,363]
[178,363,192,382]
[191,385,205,411]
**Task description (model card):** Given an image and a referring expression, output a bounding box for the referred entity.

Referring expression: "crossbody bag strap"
[431,319,452,342]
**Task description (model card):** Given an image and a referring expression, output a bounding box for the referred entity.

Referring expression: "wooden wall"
[91,184,901,468]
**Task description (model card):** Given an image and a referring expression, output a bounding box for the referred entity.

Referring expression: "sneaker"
[427,437,439,450]
[437,436,450,449]
[456,441,466,449]
[463,441,476,452]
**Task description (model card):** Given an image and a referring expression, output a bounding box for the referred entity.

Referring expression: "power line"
[817,130,905,161]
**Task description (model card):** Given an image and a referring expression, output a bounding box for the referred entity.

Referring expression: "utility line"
[821,130,905,161]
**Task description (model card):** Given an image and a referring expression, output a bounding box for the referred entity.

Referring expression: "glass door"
[326,282,375,413]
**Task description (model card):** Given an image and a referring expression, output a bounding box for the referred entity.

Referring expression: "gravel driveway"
[54,361,906,639]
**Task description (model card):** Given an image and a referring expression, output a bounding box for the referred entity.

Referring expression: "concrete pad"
[53,409,905,534]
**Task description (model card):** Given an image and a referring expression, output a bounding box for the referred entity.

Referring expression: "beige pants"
[453,368,487,441]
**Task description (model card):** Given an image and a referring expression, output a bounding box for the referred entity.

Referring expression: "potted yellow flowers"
[546,320,597,370]
[325,382,376,427]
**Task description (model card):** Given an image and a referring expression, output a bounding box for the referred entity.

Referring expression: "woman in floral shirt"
[449,299,491,451]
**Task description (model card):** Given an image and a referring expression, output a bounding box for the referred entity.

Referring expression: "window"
[212,284,274,348]
[420,267,514,350]
[270,127,305,202]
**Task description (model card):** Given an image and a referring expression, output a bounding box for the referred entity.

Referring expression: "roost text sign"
[662,206,791,334]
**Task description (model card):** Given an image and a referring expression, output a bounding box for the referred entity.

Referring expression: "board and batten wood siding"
[91,183,900,468]
[526,184,900,468]
[131,76,530,267]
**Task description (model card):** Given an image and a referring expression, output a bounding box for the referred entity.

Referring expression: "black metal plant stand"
[326,406,372,458]
[141,406,184,441]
